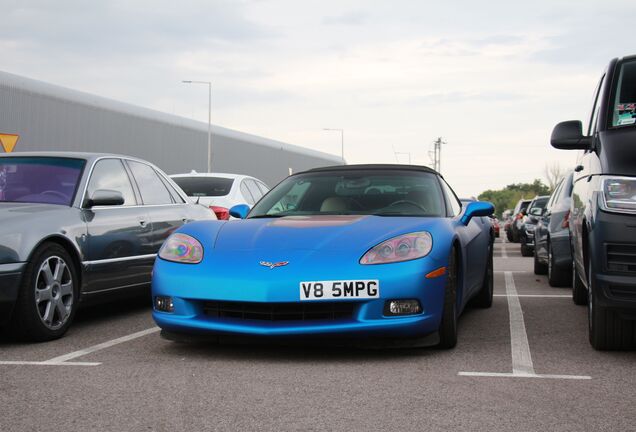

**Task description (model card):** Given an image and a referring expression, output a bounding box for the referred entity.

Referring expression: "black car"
[551,54,636,349]
[510,199,531,243]
[534,173,574,286]
[519,195,549,257]
[0,152,214,341]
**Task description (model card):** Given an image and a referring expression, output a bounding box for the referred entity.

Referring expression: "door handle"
[574,165,583,172]
[138,219,148,227]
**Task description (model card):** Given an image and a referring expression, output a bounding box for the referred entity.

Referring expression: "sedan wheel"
[8,243,78,341]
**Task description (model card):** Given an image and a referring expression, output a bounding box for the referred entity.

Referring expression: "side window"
[86,159,136,206]
[246,179,263,202]
[157,171,186,203]
[587,74,605,136]
[240,180,256,205]
[127,161,174,205]
[440,179,461,217]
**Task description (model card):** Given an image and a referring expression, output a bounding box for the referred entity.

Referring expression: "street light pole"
[323,128,344,164]
[182,80,212,172]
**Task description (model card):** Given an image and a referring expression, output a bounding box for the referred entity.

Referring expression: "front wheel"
[8,243,78,341]
[438,249,458,349]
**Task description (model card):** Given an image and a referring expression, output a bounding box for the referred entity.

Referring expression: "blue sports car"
[152,165,494,348]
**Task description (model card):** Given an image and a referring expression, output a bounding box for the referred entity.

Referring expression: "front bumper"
[589,209,636,315]
[151,257,447,341]
[0,263,26,326]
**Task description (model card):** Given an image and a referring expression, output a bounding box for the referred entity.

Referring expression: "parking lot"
[1,237,635,432]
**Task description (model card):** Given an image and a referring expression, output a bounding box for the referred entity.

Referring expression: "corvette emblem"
[259,261,289,269]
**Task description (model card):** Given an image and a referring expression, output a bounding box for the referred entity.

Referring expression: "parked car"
[534,173,574,286]
[171,172,269,220]
[0,152,215,341]
[551,54,636,349]
[510,199,532,242]
[519,195,549,257]
[152,164,494,349]
[490,216,500,238]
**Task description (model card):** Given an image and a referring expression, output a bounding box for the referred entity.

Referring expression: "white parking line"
[500,235,508,258]
[43,327,160,364]
[0,326,160,367]
[459,271,591,380]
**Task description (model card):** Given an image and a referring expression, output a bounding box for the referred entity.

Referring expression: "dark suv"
[551,55,636,350]
[519,195,549,257]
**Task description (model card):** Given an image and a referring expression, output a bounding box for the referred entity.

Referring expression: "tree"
[478,179,550,218]
[544,162,568,190]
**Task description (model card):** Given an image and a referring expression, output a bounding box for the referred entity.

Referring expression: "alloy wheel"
[34,256,74,330]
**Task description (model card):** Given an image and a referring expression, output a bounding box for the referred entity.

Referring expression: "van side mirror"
[551,120,592,150]
[461,201,494,226]
[229,204,250,219]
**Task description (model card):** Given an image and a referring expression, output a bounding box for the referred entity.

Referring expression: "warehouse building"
[0,70,341,187]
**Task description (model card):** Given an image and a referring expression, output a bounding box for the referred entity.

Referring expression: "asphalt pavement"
[1,237,635,431]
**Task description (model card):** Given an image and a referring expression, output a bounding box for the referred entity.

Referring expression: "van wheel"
[8,243,78,342]
[572,260,587,305]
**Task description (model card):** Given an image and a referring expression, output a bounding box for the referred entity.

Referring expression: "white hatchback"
[171,172,269,220]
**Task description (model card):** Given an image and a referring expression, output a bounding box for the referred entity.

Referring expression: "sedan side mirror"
[229,204,250,219]
[86,189,125,207]
[461,201,494,226]
[551,120,592,150]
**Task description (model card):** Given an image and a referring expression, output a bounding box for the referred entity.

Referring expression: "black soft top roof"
[302,164,439,175]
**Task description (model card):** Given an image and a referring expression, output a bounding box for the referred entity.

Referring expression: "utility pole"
[429,137,445,173]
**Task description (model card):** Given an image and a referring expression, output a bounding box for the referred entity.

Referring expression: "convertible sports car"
[152,165,494,348]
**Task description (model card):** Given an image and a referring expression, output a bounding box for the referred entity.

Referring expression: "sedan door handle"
[138,219,148,227]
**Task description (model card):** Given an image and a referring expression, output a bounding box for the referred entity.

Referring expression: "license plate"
[299,280,380,301]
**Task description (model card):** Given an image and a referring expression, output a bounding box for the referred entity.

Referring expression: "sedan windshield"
[249,170,445,217]
[0,157,85,206]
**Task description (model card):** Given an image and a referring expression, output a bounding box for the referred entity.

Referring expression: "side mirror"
[550,120,592,150]
[86,189,124,207]
[229,204,250,219]
[461,201,494,226]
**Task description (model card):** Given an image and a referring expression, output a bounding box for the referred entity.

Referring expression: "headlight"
[360,232,432,265]
[158,233,203,264]
[600,176,636,214]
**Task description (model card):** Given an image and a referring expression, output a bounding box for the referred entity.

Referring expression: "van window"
[612,60,636,127]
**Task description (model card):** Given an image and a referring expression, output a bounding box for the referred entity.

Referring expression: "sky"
[2,0,635,197]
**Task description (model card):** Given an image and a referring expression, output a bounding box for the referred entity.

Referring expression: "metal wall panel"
[0,71,341,187]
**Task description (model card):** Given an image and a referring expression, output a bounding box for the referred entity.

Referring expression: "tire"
[572,259,587,306]
[506,230,513,242]
[472,242,493,308]
[548,242,570,287]
[533,249,548,275]
[7,243,79,342]
[520,238,533,257]
[438,248,459,349]
[588,255,635,350]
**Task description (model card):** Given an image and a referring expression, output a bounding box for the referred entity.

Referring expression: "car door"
[126,160,190,252]
[82,158,155,293]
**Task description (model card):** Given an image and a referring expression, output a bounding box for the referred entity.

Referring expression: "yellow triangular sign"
[0,134,19,153]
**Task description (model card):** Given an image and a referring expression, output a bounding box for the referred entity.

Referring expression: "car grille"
[606,243,636,273]
[202,301,356,322]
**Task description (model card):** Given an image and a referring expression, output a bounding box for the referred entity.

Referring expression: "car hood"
[211,215,445,252]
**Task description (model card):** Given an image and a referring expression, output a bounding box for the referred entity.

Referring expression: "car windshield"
[171,176,234,197]
[249,170,445,217]
[612,59,636,127]
[0,157,85,206]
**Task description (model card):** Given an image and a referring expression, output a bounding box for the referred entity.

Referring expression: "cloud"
[323,11,368,26]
